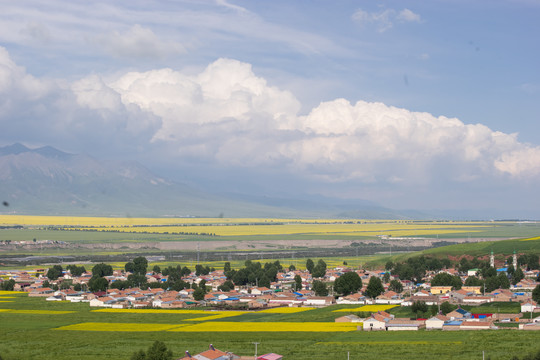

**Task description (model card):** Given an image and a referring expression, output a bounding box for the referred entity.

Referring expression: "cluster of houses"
[338,306,540,331]
[177,344,282,360]
[1,261,539,332]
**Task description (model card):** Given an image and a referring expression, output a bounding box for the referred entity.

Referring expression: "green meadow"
[0,293,538,360]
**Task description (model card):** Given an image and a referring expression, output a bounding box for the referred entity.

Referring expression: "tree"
[430,303,438,316]
[512,267,524,285]
[131,350,146,360]
[130,341,173,360]
[258,274,271,288]
[431,272,462,289]
[0,279,15,291]
[464,276,483,287]
[382,272,390,283]
[311,259,327,278]
[365,276,384,299]
[66,265,86,276]
[199,279,207,293]
[289,264,296,271]
[224,262,231,274]
[92,263,113,277]
[152,265,161,274]
[482,267,497,279]
[484,276,500,292]
[88,276,108,292]
[193,287,205,301]
[507,264,515,277]
[218,280,234,292]
[441,258,452,269]
[60,280,72,290]
[294,275,302,291]
[306,259,314,274]
[127,274,147,288]
[411,300,428,318]
[181,266,191,277]
[388,279,403,293]
[132,256,148,275]
[312,280,328,296]
[532,284,540,303]
[440,301,454,315]
[47,265,63,280]
[497,273,510,289]
[385,261,394,271]
[334,272,362,296]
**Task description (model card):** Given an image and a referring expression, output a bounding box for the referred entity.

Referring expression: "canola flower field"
[0,292,539,360]
[0,214,511,238]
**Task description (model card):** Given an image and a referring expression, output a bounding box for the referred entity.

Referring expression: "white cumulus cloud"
[1,46,539,186]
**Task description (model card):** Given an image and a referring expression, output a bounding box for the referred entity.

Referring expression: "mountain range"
[0,143,424,219]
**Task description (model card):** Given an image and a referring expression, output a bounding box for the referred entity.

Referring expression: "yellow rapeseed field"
[170,321,358,332]
[0,291,25,295]
[63,223,483,237]
[183,312,245,321]
[0,215,491,238]
[521,236,540,241]
[333,305,398,312]
[1,309,75,314]
[55,322,184,332]
[0,215,409,227]
[56,321,358,332]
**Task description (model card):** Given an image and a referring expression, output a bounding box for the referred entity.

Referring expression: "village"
[2,250,539,336]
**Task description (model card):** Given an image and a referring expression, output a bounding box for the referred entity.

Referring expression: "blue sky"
[1,0,539,218]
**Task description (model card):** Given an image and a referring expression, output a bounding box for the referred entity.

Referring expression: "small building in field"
[362,313,389,331]
[425,314,450,330]
[335,314,362,323]
[459,321,494,330]
[386,319,425,331]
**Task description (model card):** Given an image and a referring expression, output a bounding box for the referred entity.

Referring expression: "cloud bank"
[1,46,539,188]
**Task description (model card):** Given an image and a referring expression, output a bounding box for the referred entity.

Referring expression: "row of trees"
[306,258,327,278]
[225,260,282,288]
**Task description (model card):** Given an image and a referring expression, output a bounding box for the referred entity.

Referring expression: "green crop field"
[0,292,538,360]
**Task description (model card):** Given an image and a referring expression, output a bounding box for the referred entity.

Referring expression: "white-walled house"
[521,301,538,313]
[425,314,450,330]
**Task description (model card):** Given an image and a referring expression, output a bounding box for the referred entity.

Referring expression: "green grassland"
[423,237,540,256]
[0,293,539,360]
[374,237,540,268]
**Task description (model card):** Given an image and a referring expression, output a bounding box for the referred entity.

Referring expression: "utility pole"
[252,342,260,358]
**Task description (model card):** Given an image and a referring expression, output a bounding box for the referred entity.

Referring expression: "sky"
[0,0,539,218]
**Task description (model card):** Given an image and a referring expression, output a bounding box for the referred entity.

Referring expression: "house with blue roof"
[447,307,472,320]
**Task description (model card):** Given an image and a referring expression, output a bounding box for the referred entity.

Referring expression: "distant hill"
[0,143,420,218]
